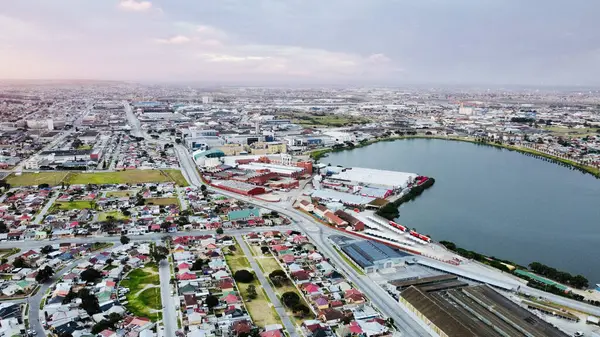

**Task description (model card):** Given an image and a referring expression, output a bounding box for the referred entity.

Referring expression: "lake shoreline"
[310,135,600,178]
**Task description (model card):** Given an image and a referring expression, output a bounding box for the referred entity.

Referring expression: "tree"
[120,235,130,245]
[191,258,208,271]
[80,268,103,283]
[282,292,301,308]
[247,284,258,300]
[233,270,255,283]
[269,270,288,287]
[0,222,8,234]
[72,138,83,149]
[35,266,54,283]
[200,185,207,192]
[78,288,100,315]
[150,244,169,263]
[205,295,219,309]
[216,227,224,235]
[260,246,270,254]
[41,245,53,254]
[12,257,29,269]
[38,183,50,189]
[0,258,6,264]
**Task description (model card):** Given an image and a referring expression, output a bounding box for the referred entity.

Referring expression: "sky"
[1,0,599,86]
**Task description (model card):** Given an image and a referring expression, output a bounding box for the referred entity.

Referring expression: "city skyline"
[1,0,599,86]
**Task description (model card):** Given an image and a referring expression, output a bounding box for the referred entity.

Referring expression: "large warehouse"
[325,167,417,190]
[331,236,411,273]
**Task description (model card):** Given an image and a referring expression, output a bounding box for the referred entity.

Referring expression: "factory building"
[324,167,417,191]
[211,180,266,196]
[399,285,568,337]
[192,149,225,168]
[331,236,411,273]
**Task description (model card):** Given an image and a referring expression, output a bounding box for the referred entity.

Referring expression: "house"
[232,320,252,336]
[98,329,117,337]
[298,200,315,212]
[261,330,284,337]
[184,294,199,309]
[313,296,330,310]
[313,205,329,218]
[292,270,311,282]
[324,212,347,228]
[223,293,240,304]
[344,289,365,304]
[302,283,321,295]
[334,210,365,231]
[319,308,344,325]
[228,208,260,221]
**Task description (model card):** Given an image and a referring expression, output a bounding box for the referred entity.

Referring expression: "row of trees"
[529,262,589,289]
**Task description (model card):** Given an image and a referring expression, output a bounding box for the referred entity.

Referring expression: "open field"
[98,211,129,222]
[0,248,20,258]
[225,240,280,327]
[119,263,161,321]
[163,169,189,186]
[4,169,186,187]
[145,197,179,206]
[542,126,600,136]
[66,170,174,185]
[106,190,135,198]
[53,200,94,211]
[5,172,70,187]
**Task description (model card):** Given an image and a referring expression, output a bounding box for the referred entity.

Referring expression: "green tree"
[216,227,224,235]
[120,235,130,245]
[35,265,54,283]
[247,285,258,299]
[12,257,29,269]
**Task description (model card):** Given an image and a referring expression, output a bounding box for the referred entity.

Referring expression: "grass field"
[66,170,174,185]
[98,211,129,222]
[5,169,185,187]
[77,145,92,150]
[254,254,314,323]
[163,169,189,186]
[145,197,179,206]
[119,264,161,321]
[53,200,94,211]
[225,240,280,327]
[5,172,70,187]
[0,248,20,258]
[106,190,135,198]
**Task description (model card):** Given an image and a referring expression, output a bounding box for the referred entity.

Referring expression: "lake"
[323,138,600,284]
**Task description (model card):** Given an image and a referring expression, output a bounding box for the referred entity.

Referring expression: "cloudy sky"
[1,0,599,86]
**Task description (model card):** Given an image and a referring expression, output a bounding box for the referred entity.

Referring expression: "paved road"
[0,226,295,250]
[159,258,177,337]
[33,192,58,224]
[236,235,299,337]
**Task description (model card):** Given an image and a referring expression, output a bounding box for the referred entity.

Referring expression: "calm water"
[324,139,600,284]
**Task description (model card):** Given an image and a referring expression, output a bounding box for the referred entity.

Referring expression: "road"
[0,226,294,250]
[159,258,177,337]
[33,192,58,224]
[236,235,299,337]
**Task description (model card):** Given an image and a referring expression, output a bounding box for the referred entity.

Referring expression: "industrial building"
[324,167,417,191]
[331,236,411,273]
[211,180,266,196]
[399,285,569,337]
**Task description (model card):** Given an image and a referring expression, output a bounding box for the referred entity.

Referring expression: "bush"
[281,291,300,308]
[205,295,219,308]
[261,246,270,254]
[234,270,254,283]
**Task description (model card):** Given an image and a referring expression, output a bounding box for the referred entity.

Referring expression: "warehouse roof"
[340,239,410,268]
[311,189,375,206]
[328,167,417,189]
